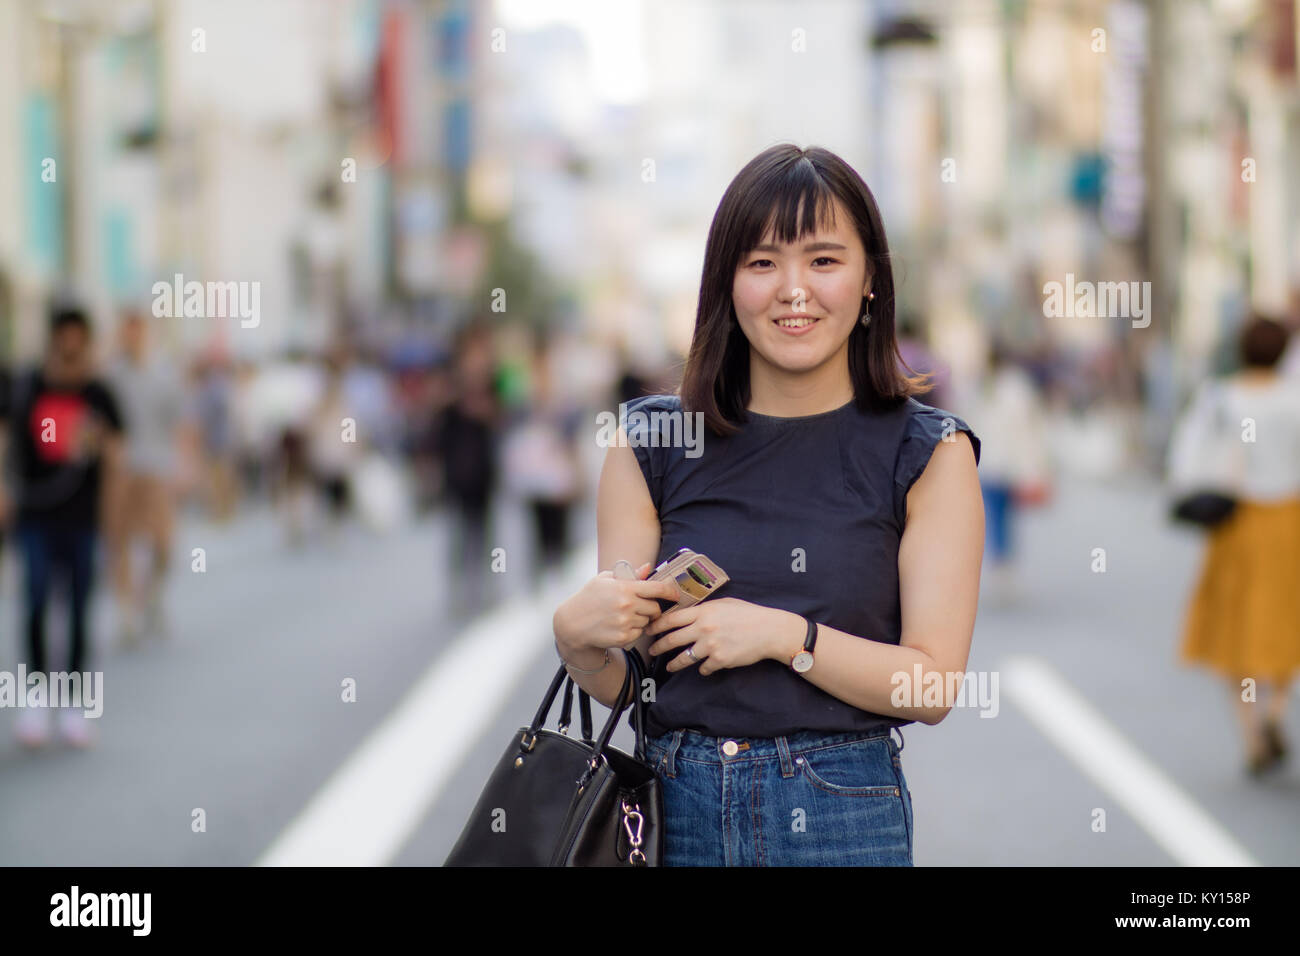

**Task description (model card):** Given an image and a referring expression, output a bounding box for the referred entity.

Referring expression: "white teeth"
[777,318,815,327]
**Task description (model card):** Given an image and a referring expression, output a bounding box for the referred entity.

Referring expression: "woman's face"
[731,198,871,378]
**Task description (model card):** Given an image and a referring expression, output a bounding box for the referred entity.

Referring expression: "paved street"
[1,474,1296,866]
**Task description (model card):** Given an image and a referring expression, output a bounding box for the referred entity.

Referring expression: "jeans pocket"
[795,739,901,797]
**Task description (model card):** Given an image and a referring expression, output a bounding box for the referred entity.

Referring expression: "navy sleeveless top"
[623,392,981,739]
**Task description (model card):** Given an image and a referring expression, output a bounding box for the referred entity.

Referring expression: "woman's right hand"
[554,562,681,655]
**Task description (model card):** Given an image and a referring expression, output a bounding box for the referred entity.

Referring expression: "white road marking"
[255,543,597,866]
[1001,654,1258,867]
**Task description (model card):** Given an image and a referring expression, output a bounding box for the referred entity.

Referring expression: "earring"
[860,291,875,326]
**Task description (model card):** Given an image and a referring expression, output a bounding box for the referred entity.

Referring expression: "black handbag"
[443,648,662,867]
[1168,382,1242,529]
[1171,491,1237,528]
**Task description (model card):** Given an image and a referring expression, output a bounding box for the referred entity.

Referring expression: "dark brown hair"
[1239,313,1290,368]
[678,144,932,437]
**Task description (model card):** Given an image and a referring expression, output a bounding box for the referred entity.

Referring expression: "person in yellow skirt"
[1178,315,1300,776]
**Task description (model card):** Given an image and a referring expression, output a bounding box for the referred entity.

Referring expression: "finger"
[622,607,656,631]
[627,598,664,622]
[644,604,697,638]
[647,620,697,657]
[668,647,701,673]
[633,578,685,604]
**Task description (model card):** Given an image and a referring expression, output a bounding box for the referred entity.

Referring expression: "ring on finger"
[685,645,701,662]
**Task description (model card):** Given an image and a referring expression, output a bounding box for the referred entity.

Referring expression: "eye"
[746,257,839,268]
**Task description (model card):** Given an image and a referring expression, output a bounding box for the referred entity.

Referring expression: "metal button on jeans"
[722,740,739,756]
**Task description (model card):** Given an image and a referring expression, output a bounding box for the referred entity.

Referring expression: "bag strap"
[623,649,648,761]
[524,651,633,750]
[575,651,639,792]
[571,649,648,759]
[527,663,571,738]
[523,650,647,770]
[559,675,595,745]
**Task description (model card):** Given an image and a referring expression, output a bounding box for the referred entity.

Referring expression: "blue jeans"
[981,481,1015,562]
[17,519,98,676]
[645,727,913,866]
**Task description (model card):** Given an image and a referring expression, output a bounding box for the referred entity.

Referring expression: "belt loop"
[776,735,795,777]
[663,728,683,776]
[891,726,905,753]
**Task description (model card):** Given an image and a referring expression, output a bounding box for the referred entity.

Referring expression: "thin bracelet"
[556,640,611,675]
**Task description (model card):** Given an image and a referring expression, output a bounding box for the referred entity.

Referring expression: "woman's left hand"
[643,598,790,675]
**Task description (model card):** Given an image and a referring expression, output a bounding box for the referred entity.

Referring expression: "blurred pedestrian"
[307,355,362,531]
[1,305,124,749]
[275,424,311,547]
[104,310,188,647]
[192,354,238,522]
[964,340,1051,606]
[430,324,502,619]
[1173,315,1300,776]
[502,341,585,592]
[230,359,266,499]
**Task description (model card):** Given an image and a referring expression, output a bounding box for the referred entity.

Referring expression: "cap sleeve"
[893,402,981,526]
[621,394,679,513]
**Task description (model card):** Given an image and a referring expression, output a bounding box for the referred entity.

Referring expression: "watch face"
[791,651,814,673]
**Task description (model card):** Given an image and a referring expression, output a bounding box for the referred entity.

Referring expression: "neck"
[745,355,854,417]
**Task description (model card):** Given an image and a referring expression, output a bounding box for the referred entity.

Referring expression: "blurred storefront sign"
[393,175,447,296]
[1100,0,1147,242]
[23,91,62,276]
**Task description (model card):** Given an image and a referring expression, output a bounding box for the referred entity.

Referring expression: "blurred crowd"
[7,289,1300,773]
[1,298,670,750]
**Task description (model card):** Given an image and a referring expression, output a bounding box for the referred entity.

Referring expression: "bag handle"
[566,655,650,759]
[573,649,648,760]
[559,675,595,745]
[623,649,648,761]
[522,649,646,765]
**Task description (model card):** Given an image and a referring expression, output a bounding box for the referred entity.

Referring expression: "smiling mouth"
[774,316,819,328]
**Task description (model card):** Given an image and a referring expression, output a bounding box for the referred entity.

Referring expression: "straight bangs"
[734,167,843,275]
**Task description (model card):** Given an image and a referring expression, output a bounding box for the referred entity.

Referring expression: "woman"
[553,144,984,866]
[965,340,1050,607]
[1177,314,1300,776]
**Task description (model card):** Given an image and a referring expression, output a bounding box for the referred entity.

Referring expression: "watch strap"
[802,616,818,653]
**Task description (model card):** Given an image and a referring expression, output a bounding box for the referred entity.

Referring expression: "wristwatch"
[790,616,818,673]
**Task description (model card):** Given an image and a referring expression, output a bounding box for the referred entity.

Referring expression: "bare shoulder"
[600,425,654,509]
[905,431,981,525]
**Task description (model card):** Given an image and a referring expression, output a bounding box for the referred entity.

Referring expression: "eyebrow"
[749,241,847,253]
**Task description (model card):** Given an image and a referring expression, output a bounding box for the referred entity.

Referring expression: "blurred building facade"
[0,0,1297,480]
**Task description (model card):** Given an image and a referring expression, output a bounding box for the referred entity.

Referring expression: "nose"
[777,266,817,305]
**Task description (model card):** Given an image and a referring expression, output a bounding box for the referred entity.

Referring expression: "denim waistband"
[646,726,905,777]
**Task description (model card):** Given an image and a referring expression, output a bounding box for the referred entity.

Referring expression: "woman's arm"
[552,425,663,709]
[763,431,984,724]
